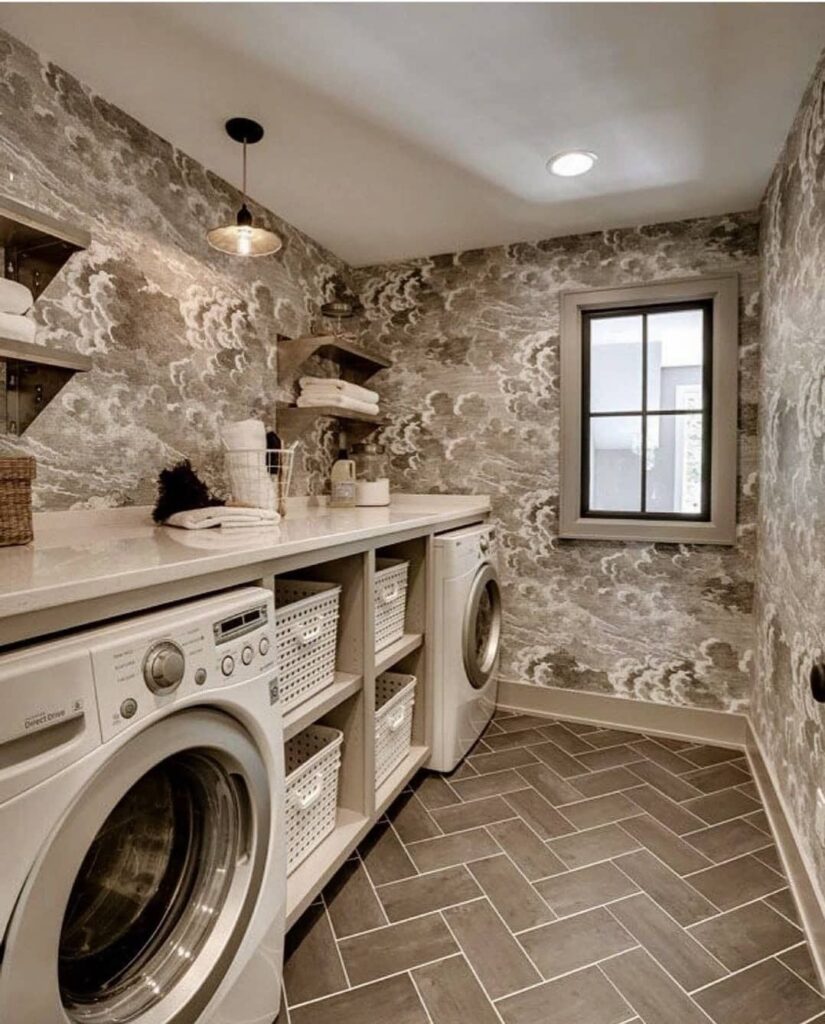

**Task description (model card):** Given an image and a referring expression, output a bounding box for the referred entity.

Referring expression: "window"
[559,277,738,544]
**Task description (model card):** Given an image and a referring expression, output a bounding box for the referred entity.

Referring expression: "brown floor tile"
[503,787,577,839]
[683,787,761,825]
[780,943,823,993]
[562,720,603,734]
[765,887,801,925]
[550,822,641,869]
[613,848,717,926]
[630,738,695,773]
[497,713,554,733]
[683,762,751,794]
[582,727,644,748]
[679,744,744,768]
[516,761,582,805]
[736,781,760,800]
[468,746,541,774]
[430,794,515,833]
[486,817,568,880]
[497,965,631,1024]
[388,790,442,843]
[652,736,695,751]
[689,900,802,971]
[324,856,387,938]
[557,791,640,829]
[360,819,418,885]
[628,759,703,801]
[442,898,540,999]
[570,765,642,797]
[468,854,556,931]
[685,819,773,862]
[406,827,502,872]
[412,954,500,1024]
[687,854,786,911]
[609,893,726,990]
[483,727,546,750]
[530,740,590,776]
[451,768,528,801]
[626,784,706,834]
[536,860,639,917]
[576,745,644,771]
[289,974,429,1024]
[447,760,477,780]
[377,864,481,922]
[694,957,825,1024]
[621,814,711,875]
[743,808,770,833]
[753,844,783,871]
[601,947,712,1024]
[284,902,348,1005]
[413,773,461,809]
[338,913,457,986]
[519,906,635,979]
[539,722,597,754]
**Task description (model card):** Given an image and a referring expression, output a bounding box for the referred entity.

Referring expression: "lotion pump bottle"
[329,432,357,508]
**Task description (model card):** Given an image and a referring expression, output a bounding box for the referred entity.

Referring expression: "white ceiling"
[2,3,824,265]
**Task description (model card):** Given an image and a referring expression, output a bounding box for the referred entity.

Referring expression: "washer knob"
[221,655,235,677]
[259,636,270,656]
[242,645,254,666]
[143,641,185,694]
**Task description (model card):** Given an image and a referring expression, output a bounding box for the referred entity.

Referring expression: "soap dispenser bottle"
[329,432,357,508]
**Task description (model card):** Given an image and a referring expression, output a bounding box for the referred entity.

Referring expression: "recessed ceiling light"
[547,150,597,177]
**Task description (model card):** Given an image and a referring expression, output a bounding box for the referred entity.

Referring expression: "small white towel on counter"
[164,506,280,530]
[220,418,267,451]
[0,279,33,315]
[296,394,380,416]
[0,311,37,343]
[299,376,380,406]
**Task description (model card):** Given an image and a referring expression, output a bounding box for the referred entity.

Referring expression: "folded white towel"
[300,376,379,405]
[221,418,267,451]
[0,311,37,343]
[297,393,380,416]
[164,506,280,530]
[0,279,33,315]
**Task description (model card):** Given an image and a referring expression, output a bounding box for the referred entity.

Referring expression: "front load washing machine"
[0,586,286,1024]
[428,523,503,772]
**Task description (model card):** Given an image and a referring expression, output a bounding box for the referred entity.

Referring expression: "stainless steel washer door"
[462,563,503,689]
[0,709,271,1024]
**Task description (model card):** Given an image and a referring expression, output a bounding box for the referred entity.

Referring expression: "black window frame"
[580,298,713,522]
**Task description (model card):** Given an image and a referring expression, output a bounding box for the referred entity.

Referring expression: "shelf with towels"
[276,400,388,438]
[276,334,390,385]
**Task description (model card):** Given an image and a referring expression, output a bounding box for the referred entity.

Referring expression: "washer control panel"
[91,589,277,740]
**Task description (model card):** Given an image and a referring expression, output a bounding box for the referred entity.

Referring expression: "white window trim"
[559,275,739,545]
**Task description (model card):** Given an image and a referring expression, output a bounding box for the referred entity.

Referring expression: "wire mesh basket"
[224,445,298,516]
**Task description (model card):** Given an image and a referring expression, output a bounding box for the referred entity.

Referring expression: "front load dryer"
[428,523,502,772]
[0,586,286,1024]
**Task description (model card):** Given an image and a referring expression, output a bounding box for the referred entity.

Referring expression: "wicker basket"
[274,578,341,713]
[374,672,417,787]
[0,457,35,546]
[285,724,344,873]
[374,558,409,651]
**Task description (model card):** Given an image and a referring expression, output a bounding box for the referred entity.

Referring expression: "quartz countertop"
[0,494,489,620]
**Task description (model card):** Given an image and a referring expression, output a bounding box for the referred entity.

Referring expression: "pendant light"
[207,117,282,257]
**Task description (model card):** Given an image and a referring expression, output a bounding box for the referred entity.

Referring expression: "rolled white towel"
[300,376,379,405]
[220,418,267,450]
[0,311,37,343]
[0,279,33,315]
[296,393,380,416]
[164,506,280,530]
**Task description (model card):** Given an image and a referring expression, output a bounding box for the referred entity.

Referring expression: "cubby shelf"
[375,632,424,675]
[282,671,363,741]
[375,745,431,816]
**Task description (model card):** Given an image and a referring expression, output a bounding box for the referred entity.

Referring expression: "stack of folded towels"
[297,376,380,416]
[0,279,36,343]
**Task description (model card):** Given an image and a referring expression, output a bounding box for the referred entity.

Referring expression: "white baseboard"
[496,678,748,748]
[746,724,825,990]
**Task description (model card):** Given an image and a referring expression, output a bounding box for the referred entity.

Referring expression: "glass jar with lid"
[351,442,390,506]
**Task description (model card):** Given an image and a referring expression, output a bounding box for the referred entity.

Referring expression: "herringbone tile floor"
[280,710,825,1024]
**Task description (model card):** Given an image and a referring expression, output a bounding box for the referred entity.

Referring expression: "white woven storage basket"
[275,578,341,713]
[374,558,409,651]
[285,724,344,873]
[374,672,416,787]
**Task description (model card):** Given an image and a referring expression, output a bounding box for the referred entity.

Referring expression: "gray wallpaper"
[0,29,349,507]
[355,214,760,712]
[753,51,825,896]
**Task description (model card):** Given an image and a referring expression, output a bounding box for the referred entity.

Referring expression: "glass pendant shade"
[207,118,282,257]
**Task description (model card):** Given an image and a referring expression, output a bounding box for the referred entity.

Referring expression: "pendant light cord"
[242,139,248,205]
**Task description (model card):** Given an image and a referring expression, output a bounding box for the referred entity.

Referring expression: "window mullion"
[640,312,648,514]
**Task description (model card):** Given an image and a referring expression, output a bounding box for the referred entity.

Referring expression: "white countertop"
[0,494,489,620]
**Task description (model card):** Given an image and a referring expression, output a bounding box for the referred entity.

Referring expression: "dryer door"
[0,708,271,1024]
[462,563,503,689]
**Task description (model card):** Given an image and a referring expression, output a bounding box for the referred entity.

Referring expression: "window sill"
[558,515,736,545]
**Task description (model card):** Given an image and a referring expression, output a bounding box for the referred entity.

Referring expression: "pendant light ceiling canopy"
[207,117,282,257]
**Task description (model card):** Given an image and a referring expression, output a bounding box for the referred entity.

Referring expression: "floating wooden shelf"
[277,334,390,385]
[276,401,387,438]
[376,633,424,675]
[282,671,363,741]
